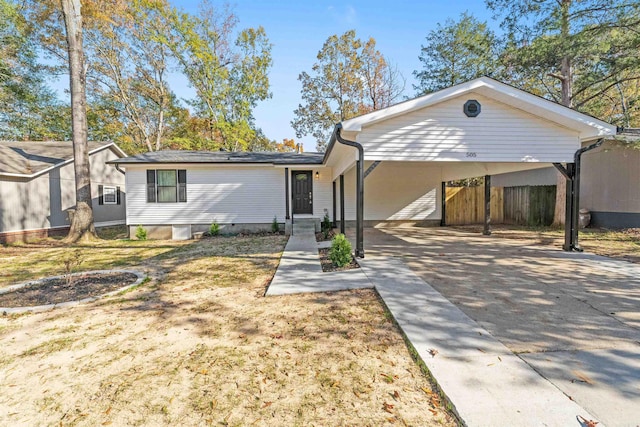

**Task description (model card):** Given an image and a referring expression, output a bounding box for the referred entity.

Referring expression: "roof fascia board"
[1,141,120,179]
[115,162,321,168]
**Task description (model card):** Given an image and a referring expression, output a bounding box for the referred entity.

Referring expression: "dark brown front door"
[292,171,313,214]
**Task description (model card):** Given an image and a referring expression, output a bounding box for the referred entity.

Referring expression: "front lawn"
[0,234,453,426]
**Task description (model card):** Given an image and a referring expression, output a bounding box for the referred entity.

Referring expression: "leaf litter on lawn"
[0,234,455,426]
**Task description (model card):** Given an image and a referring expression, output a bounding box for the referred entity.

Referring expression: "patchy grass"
[0,234,454,426]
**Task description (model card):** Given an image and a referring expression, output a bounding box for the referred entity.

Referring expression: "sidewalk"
[265,228,372,295]
[266,231,600,426]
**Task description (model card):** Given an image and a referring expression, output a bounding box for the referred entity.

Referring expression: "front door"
[292,171,313,214]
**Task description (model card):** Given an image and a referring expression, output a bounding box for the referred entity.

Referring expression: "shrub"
[61,248,84,287]
[321,212,332,239]
[135,225,147,240]
[329,233,352,267]
[272,216,279,233]
[209,222,220,236]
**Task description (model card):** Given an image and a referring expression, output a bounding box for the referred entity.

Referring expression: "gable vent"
[464,100,481,117]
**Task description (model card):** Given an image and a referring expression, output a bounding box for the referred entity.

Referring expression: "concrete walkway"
[266,231,600,426]
[266,228,372,295]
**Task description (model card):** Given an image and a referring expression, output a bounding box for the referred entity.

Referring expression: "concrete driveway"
[364,227,640,426]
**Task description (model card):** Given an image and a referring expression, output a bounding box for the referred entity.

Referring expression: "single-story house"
[492,129,640,228]
[109,77,616,253]
[0,141,127,243]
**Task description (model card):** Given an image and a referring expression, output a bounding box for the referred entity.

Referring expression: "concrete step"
[292,217,320,233]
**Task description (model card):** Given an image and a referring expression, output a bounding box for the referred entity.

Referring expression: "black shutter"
[178,170,187,202]
[146,170,156,202]
[98,185,104,205]
[116,186,121,205]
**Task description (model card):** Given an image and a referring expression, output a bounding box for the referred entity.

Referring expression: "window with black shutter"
[146,169,186,203]
[147,170,157,202]
[178,170,187,202]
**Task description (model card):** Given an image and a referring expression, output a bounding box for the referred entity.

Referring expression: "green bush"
[209,222,220,236]
[135,225,147,240]
[329,233,352,267]
[272,216,280,233]
[321,212,332,238]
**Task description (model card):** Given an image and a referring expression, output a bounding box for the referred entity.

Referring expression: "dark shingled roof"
[0,141,118,177]
[108,150,325,165]
[613,128,640,143]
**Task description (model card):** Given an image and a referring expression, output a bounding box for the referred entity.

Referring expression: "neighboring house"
[0,141,127,243]
[492,129,640,228]
[110,77,616,252]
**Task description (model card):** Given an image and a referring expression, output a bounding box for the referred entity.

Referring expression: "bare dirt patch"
[0,272,139,308]
[0,235,453,426]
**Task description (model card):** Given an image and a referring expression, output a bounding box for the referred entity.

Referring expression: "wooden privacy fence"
[445,185,556,226]
[445,186,503,225]
[503,185,556,226]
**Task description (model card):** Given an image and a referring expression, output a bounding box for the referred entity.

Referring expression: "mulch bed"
[318,248,360,272]
[316,230,337,242]
[0,272,139,308]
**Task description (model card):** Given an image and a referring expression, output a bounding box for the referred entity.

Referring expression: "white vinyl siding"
[357,93,580,163]
[311,169,333,219]
[126,166,288,225]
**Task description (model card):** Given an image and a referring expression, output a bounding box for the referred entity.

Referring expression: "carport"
[322,77,617,257]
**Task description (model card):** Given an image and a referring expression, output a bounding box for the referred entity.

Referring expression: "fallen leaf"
[429,408,438,416]
[477,348,486,353]
[572,371,594,384]
[383,402,394,413]
[261,401,272,409]
[105,406,112,415]
[421,387,434,396]
[578,415,599,427]
[393,390,400,400]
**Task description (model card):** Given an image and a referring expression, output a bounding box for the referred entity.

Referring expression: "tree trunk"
[61,0,97,243]
[553,0,573,226]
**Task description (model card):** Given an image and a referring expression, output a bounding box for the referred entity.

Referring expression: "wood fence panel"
[445,187,503,225]
[503,185,556,226]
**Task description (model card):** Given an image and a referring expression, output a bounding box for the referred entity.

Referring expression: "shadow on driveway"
[364,227,640,425]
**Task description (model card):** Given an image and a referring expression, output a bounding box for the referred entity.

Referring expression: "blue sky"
[170,1,497,151]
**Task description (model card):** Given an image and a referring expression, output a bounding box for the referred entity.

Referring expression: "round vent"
[463,100,481,117]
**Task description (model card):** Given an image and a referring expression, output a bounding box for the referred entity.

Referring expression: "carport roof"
[339,76,616,142]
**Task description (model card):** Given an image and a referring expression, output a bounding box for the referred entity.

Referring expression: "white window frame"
[103,186,117,205]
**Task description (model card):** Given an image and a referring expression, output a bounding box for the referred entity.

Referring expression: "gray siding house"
[0,141,127,243]
[492,130,640,228]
